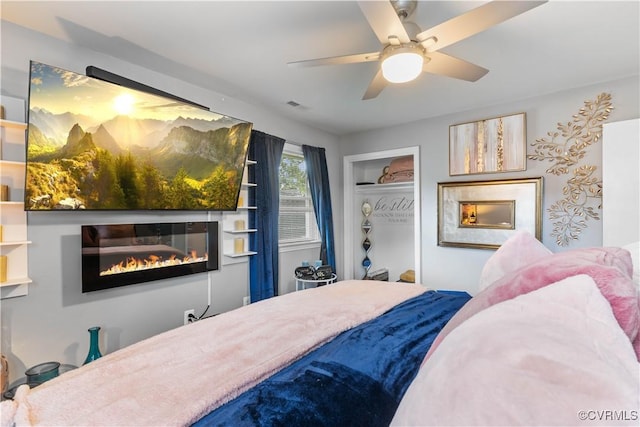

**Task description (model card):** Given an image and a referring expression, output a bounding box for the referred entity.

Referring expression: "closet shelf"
[355,182,414,193]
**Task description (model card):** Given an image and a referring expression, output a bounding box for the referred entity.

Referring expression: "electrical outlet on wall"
[243,296,250,306]
[184,309,195,325]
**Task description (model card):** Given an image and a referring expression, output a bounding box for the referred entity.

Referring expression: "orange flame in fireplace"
[100,251,208,276]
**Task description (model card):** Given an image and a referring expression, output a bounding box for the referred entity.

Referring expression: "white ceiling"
[2,1,639,136]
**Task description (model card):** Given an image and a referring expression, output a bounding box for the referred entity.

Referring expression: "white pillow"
[478,230,551,291]
[392,275,639,427]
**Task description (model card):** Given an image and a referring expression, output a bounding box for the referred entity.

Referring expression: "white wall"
[0,21,341,381]
[339,76,640,294]
[602,119,640,247]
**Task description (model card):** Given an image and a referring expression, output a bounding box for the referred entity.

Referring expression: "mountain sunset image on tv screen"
[25,61,253,211]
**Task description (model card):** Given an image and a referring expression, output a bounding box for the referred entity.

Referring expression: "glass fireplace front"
[81,221,218,292]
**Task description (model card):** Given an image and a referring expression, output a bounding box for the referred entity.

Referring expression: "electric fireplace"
[81,221,218,292]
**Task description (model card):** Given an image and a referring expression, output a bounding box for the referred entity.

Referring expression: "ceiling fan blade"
[358,1,411,45]
[423,51,489,82]
[288,52,380,68]
[417,1,547,51]
[362,69,388,100]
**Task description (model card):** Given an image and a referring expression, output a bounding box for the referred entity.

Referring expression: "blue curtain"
[302,145,336,273]
[248,131,285,302]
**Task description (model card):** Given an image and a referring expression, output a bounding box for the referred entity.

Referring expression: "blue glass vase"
[83,326,102,365]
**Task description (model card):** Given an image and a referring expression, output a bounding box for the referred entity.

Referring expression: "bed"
[1,231,639,426]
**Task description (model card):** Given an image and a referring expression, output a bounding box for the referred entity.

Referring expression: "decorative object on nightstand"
[83,326,103,365]
[25,361,60,387]
[295,265,315,280]
[294,261,336,290]
[399,269,415,283]
[361,200,373,279]
[2,362,77,400]
[295,272,337,291]
[314,265,333,280]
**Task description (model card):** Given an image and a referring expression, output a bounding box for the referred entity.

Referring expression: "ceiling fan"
[288,0,546,100]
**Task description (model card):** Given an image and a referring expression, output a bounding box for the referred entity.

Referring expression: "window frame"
[278,143,321,252]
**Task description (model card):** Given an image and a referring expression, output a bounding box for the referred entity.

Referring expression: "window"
[279,145,320,247]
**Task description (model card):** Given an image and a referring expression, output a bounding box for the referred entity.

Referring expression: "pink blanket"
[1,280,426,426]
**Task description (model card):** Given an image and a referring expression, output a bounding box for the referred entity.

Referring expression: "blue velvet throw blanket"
[194,290,471,427]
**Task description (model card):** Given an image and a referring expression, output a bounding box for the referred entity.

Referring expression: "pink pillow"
[478,230,552,291]
[393,276,640,427]
[623,242,639,287]
[425,246,640,361]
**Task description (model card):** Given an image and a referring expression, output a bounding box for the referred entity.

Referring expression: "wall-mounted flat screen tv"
[25,61,253,210]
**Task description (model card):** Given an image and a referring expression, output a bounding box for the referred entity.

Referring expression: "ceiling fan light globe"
[381,52,423,83]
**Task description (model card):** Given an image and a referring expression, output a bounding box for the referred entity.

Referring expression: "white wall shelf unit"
[0,119,26,130]
[222,159,257,265]
[223,229,257,234]
[0,240,32,247]
[225,251,258,258]
[343,147,421,283]
[1,99,31,299]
